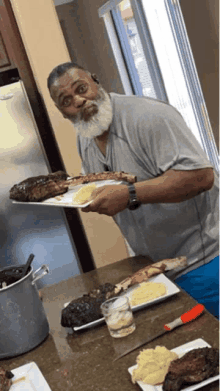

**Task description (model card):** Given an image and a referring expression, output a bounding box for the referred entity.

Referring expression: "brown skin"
[50,69,100,121]
[83,168,214,216]
[50,68,215,217]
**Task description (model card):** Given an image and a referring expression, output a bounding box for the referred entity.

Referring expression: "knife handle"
[164,304,205,331]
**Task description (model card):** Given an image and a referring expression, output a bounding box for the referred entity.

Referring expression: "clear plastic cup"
[101,296,135,338]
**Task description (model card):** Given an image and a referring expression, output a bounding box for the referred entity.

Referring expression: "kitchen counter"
[1,255,219,390]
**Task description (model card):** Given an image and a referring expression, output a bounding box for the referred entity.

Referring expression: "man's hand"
[82,184,129,216]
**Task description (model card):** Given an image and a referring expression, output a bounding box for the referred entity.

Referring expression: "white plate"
[12,180,124,208]
[10,362,51,390]
[124,274,180,312]
[64,274,180,331]
[128,338,220,391]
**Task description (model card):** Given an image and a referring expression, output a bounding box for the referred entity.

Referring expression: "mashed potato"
[72,183,97,205]
[132,346,178,385]
[129,282,166,307]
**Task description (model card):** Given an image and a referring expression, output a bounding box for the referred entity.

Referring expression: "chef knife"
[113,304,204,361]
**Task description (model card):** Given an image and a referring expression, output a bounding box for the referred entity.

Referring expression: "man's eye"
[62,98,71,107]
[78,85,87,93]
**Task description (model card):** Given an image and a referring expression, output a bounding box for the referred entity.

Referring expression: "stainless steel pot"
[0,264,49,359]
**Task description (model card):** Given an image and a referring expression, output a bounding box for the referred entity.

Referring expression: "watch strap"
[127,183,141,210]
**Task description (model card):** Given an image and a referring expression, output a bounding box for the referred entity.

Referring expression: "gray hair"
[47,62,88,91]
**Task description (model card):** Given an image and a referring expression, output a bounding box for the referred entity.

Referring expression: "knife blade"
[113,303,204,361]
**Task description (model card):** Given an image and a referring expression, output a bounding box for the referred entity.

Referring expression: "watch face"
[128,201,141,210]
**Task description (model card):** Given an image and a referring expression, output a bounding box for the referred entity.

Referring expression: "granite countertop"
[0,256,219,390]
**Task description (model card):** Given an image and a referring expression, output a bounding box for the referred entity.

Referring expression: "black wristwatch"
[127,183,141,210]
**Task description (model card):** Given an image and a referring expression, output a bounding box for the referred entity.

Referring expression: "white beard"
[69,88,113,138]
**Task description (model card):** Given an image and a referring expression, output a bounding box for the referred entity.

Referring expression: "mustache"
[80,103,99,122]
[70,88,113,139]
[68,87,105,123]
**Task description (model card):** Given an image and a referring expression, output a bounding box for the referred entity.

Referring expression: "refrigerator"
[0,79,82,286]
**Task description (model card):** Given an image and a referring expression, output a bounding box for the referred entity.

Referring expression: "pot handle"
[32,265,49,285]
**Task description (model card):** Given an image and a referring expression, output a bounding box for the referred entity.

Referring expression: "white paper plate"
[64,274,180,331]
[10,362,51,390]
[128,338,220,391]
[12,180,124,208]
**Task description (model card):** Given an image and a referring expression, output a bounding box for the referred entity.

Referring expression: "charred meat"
[61,257,188,329]
[163,347,219,391]
[9,171,69,202]
[68,171,137,186]
[0,368,14,391]
[61,283,121,328]
[10,171,137,203]
[116,256,187,291]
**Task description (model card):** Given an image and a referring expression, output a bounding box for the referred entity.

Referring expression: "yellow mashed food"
[72,183,97,205]
[132,346,178,385]
[129,282,167,307]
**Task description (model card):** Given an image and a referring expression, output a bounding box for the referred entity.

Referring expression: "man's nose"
[74,95,86,108]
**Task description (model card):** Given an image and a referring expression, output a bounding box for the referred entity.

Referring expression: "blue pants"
[175,256,219,318]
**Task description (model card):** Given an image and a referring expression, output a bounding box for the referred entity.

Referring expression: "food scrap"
[55,195,64,201]
[131,346,178,385]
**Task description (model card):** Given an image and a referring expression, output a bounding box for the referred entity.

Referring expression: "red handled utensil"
[113,304,205,361]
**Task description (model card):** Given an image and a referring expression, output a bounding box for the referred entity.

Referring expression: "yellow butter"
[72,183,97,205]
[129,281,166,307]
[132,346,178,385]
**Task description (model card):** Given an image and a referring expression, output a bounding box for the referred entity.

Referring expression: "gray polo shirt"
[77,93,219,279]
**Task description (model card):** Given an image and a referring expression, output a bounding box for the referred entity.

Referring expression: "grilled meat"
[9,171,69,202]
[116,256,187,291]
[0,368,14,391]
[61,257,187,329]
[68,171,137,186]
[10,171,136,203]
[61,283,122,328]
[163,347,219,391]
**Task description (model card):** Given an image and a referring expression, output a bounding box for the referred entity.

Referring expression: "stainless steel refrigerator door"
[0,81,82,285]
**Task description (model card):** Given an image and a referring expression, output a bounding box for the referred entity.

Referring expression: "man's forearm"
[135,168,214,204]
[82,168,214,216]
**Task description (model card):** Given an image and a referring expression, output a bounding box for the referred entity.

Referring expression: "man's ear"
[91,73,99,84]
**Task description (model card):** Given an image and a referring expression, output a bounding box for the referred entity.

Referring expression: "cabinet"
[0,31,19,87]
[0,31,16,72]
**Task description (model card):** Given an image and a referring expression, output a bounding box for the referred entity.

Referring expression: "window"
[117,0,158,99]
[99,0,219,170]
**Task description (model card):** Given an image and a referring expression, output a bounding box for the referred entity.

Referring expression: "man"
[48,62,219,317]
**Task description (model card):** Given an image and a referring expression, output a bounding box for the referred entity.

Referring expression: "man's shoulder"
[109,92,173,111]
[110,92,165,104]
[110,92,157,104]
[110,93,183,121]
[109,93,155,120]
